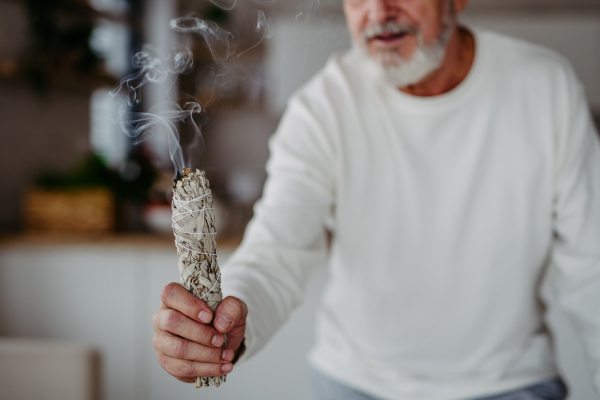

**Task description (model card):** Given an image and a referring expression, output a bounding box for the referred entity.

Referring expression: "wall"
[203,109,280,193]
[265,8,600,113]
[0,85,92,230]
[0,1,93,231]
[266,14,351,114]
[461,11,600,110]
[0,1,27,59]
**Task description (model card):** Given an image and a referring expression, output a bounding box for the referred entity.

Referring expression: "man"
[152,0,600,399]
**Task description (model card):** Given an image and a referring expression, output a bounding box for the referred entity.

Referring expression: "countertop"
[0,233,243,250]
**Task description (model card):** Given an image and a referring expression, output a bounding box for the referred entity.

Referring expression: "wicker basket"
[24,188,115,233]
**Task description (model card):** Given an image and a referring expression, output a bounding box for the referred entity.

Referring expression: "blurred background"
[0,0,599,399]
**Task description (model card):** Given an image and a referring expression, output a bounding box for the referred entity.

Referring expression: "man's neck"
[399,26,475,97]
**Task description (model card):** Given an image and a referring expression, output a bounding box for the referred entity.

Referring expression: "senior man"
[152,0,600,399]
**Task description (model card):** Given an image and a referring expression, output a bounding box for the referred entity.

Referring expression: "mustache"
[362,22,418,42]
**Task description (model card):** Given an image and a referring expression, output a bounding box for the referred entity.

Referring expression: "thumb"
[214,297,247,358]
[214,296,247,334]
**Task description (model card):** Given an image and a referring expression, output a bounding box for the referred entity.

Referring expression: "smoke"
[110,9,269,176]
[111,0,334,176]
[110,45,200,174]
[252,0,278,5]
[208,0,237,11]
[238,10,274,57]
[170,14,235,65]
[120,102,201,174]
[295,0,323,22]
[304,0,321,15]
[207,0,279,10]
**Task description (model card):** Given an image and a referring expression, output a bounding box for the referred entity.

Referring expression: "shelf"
[0,0,128,23]
[0,59,118,95]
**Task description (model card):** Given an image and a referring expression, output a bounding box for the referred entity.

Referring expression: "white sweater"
[221,28,600,400]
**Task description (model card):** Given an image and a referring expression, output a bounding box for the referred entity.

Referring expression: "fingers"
[154,332,235,364]
[157,353,234,380]
[154,285,243,383]
[154,307,226,348]
[161,282,214,324]
[213,296,248,334]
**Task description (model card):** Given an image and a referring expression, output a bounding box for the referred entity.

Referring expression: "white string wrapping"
[174,241,217,256]
[172,169,227,388]
[172,194,218,255]
[195,272,221,301]
[172,187,222,303]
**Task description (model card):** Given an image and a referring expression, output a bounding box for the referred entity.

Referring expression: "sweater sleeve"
[548,73,600,392]
[219,93,337,363]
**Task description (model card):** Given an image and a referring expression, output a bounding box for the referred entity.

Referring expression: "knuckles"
[160,282,180,303]
[156,352,168,370]
[169,337,223,363]
[209,347,222,362]
[186,296,205,316]
[160,282,211,318]
[181,360,197,377]
[152,334,160,351]
[156,345,223,380]
[163,309,182,332]
[151,312,159,329]
[172,338,189,359]
[209,363,222,377]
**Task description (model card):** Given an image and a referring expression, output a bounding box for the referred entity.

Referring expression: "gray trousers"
[309,367,568,400]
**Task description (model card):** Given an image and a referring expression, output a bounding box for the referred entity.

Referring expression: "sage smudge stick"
[172,168,227,388]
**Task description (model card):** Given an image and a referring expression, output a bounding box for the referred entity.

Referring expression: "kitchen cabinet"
[0,236,597,399]
[0,236,324,400]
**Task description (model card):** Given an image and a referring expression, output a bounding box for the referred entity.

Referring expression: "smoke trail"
[295,0,324,22]
[111,45,194,105]
[252,0,278,5]
[110,45,200,174]
[208,0,237,11]
[170,14,235,65]
[120,103,201,174]
[110,6,283,175]
[237,10,273,57]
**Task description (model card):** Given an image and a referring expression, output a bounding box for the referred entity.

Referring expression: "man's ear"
[454,0,470,14]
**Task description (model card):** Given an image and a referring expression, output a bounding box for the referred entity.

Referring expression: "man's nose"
[366,0,400,23]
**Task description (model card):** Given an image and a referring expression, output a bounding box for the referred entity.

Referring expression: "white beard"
[361,42,448,88]
[358,5,455,88]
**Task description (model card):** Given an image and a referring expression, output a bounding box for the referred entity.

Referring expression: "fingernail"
[216,316,232,331]
[222,363,233,373]
[222,348,234,361]
[198,311,212,324]
[211,334,224,347]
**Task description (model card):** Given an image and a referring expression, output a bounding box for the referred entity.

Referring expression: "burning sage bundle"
[172,168,227,388]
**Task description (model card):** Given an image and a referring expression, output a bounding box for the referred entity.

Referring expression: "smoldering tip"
[173,169,184,188]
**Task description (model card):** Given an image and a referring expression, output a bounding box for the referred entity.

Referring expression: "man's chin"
[358,50,420,88]
[370,50,405,68]
[357,43,447,88]
[375,65,427,88]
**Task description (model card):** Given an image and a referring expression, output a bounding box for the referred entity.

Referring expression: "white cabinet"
[0,239,597,399]
[0,239,325,400]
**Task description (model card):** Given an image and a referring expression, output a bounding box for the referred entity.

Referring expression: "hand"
[152,282,248,383]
